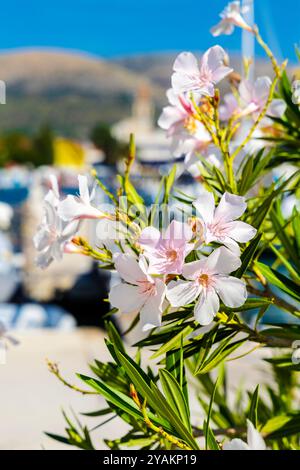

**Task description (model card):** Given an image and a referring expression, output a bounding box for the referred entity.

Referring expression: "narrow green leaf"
[205,378,219,450]
[256,262,300,301]
[234,233,262,278]
[248,385,259,428]
[159,369,191,432]
[150,325,194,359]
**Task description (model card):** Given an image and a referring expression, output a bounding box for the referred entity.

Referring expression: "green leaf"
[105,321,126,354]
[223,297,273,313]
[292,207,300,255]
[270,243,300,282]
[166,347,189,407]
[250,170,300,230]
[113,348,199,449]
[159,369,191,432]
[163,165,177,204]
[262,414,300,439]
[150,325,194,359]
[234,233,262,278]
[195,337,244,375]
[45,432,72,446]
[205,378,218,450]
[238,155,254,195]
[270,206,300,272]
[248,385,259,428]
[255,262,300,302]
[149,382,199,450]
[78,374,173,434]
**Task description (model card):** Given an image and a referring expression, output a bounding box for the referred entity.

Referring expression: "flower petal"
[166,280,200,307]
[194,289,219,325]
[109,282,145,314]
[214,192,247,223]
[214,275,247,308]
[223,439,250,450]
[239,79,253,104]
[204,247,241,275]
[78,175,90,205]
[210,20,235,37]
[140,279,166,331]
[254,76,271,104]
[173,52,199,75]
[225,221,257,242]
[114,253,146,284]
[247,420,267,450]
[193,189,216,224]
[139,226,161,251]
[268,99,286,118]
[58,196,103,221]
[158,106,185,130]
[164,220,193,247]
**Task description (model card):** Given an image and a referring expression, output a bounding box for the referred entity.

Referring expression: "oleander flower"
[166,246,247,325]
[219,93,240,121]
[193,189,256,254]
[239,77,286,120]
[34,201,80,269]
[58,175,107,221]
[171,47,233,99]
[138,220,193,275]
[211,1,253,37]
[109,253,166,331]
[158,89,207,157]
[223,420,267,450]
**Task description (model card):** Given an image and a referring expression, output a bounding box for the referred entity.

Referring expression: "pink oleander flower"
[109,253,166,331]
[166,247,247,325]
[34,201,80,269]
[211,1,253,37]
[193,189,257,254]
[239,77,286,120]
[223,420,267,450]
[138,220,193,275]
[171,47,233,99]
[158,89,218,168]
[219,93,241,121]
[58,175,106,221]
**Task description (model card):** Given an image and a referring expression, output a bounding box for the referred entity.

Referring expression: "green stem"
[231,75,279,161]
[254,26,281,78]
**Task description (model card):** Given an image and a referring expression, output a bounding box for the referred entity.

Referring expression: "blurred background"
[0,0,299,449]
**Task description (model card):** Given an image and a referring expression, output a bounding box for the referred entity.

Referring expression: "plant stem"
[231,75,279,161]
[130,385,192,450]
[47,360,98,395]
[253,26,281,78]
[193,426,245,438]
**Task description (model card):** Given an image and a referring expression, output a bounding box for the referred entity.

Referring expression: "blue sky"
[0,0,299,61]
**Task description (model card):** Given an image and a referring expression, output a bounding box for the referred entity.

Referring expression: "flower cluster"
[109,190,256,330]
[34,174,107,268]
[158,1,286,172]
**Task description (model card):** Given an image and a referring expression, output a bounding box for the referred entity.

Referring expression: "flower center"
[207,221,228,239]
[165,249,178,262]
[138,280,157,296]
[184,116,198,135]
[198,273,211,288]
